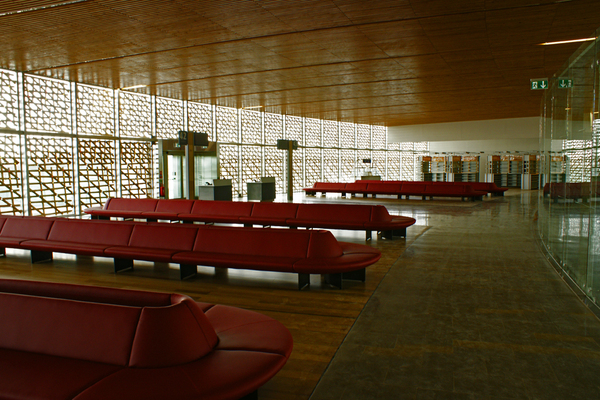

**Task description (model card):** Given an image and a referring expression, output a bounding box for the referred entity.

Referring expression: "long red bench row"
[0,215,381,289]
[0,278,292,400]
[543,182,600,202]
[303,180,493,201]
[84,199,416,240]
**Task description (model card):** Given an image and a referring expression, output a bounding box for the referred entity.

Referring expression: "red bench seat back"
[105,198,158,212]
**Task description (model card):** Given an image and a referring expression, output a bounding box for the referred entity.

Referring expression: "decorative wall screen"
[119,92,152,138]
[241,110,261,144]
[78,139,116,210]
[305,148,322,186]
[77,85,115,136]
[216,106,238,143]
[24,75,71,133]
[0,67,416,215]
[188,102,213,141]
[304,118,321,147]
[27,135,75,216]
[372,126,386,149]
[340,122,355,148]
[120,140,154,198]
[285,115,302,144]
[322,149,338,183]
[0,134,22,215]
[218,144,239,196]
[241,146,262,195]
[323,120,338,148]
[357,125,370,149]
[264,113,283,145]
[340,149,355,182]
[0,70,19,130]
[156,97,183,139]
[264,147,284,193]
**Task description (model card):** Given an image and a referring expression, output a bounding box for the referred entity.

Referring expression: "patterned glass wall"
[340,122,355,148]
[76,85,115,136]
[188,102,214,140]
[285,115,302,144]
[241,146,262,195]
[372,151,387,179]
[120,140,154,198]
[264,147,284,193]
[78,139,116,209]
[340,149,355,182]
[372,126,386,150]
[218,144,239,196]
[156,97,183,140]
[304,118,321,147]
[323,120,338,148]
[322,149,339,183]
[0,67,405,213]
[0,134,22,214]
[216,106,238,143]
[27,135,75,216]
[305,148,322,186]
[357,124,370,149]
[264,113,283,145]
[119,92,152,138]
[387,150,400,180]
[24,75,71,133]
[0,70,19,130]
[241,110,261,144]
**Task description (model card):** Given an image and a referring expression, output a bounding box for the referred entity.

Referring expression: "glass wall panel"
[539,29,600,308]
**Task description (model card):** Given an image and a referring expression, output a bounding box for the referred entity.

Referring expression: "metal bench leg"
[324,273,342,289]
[114,258,134,273]
[381,230,394,240]
[0,247,4,257]
[298,273,310,290]
[179,264,197,280]
[393,227,407,238]
[366,230,372,241]
[31,250,52,264]
[343,268,365,282]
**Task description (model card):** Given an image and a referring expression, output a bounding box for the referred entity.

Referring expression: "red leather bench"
[84,199,416,240]
[0,216,381,289]
[305,181,488,201]
[544,182,600,202]
[0,278,292,400]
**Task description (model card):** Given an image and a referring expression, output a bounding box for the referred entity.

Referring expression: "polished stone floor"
[310,190,600,400]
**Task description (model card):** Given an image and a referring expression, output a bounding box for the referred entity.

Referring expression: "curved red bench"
[0,278,292,400]
[0,216,381,289]
[84,199,416,240]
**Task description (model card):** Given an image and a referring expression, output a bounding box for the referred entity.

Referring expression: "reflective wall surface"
[539,29,600,309]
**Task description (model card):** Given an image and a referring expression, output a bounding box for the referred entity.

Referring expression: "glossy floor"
[0,190,599,399]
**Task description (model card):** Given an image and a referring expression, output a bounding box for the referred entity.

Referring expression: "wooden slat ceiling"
[1,0,599,126]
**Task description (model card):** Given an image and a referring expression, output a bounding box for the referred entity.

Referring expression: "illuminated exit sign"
[530,78,548,90]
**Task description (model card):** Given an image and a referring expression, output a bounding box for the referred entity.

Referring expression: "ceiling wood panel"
[0,0,598,127]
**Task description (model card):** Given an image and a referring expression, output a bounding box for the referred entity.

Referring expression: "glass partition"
[539,28,600,306]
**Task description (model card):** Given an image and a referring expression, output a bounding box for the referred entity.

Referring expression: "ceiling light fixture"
[120,84,148,90]
[540,37,596,46]
[242,105,263,109]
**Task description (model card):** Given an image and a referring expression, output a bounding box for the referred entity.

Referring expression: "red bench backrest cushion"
[128,224,198,251]
[250,202,299,219]
[190,200,254,217]
[193,226,311,258]
[154,199,195,214]
[0,217,54,239]
[105,198,158,212]
[296,203,372,222]
[47,219,134,246]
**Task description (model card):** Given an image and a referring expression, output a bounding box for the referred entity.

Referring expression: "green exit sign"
[558,78,573,88]
[530,78,548,90]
